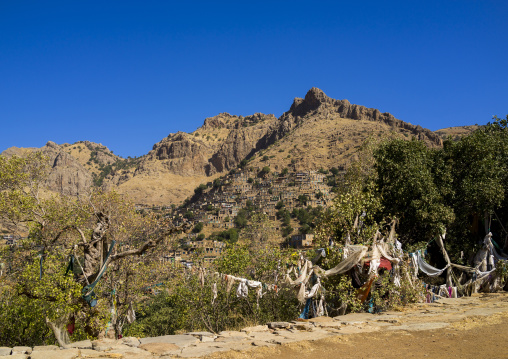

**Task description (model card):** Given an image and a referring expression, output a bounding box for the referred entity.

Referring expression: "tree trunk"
[80,213,109,284]
[46,316,70,348]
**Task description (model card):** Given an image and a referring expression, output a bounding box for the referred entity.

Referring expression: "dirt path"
[210,293,508,359]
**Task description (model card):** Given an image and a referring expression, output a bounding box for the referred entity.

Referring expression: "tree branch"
[109,224,188,263]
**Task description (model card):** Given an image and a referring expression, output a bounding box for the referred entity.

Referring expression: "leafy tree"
[297,194,309,206]
[330,167,339,176]
[0,153,185,345]
[192,222,204,233]
[259,166,270,176]
[373,138,454,244]
[213,178,223,188]
[234,209,248,229]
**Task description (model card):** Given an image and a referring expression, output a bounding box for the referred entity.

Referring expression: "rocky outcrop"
[284,87,442,147]
[42,141,92,196]
[140,132,214,176]
[201,113,238,130]
[206,114,277,174]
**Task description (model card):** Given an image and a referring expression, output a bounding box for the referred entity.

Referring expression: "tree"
[297,194,309,206]
[234,209,248,229]
[192,222,204,233]
[260,166,270,176]
[373,138,454,244]
[0,153,185,345]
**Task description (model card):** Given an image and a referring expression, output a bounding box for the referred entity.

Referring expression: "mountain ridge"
[1,88,474,205]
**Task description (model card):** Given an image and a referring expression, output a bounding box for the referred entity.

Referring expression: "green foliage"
[0,252,84,346]
[297,194,309,206]
[234,209,248,229]
[125,244,300,336]
[184,211,195,220]
[260,166,270,175]
[374,138,454,243]
[213,178,223,188]
[192,222,204,233]
[211,228,239,243]
[194,184,207,196]
[330,167,339,176]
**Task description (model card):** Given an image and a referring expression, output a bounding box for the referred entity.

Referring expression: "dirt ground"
[210,295,508,359]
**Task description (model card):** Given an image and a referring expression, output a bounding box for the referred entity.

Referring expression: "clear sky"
[1,1,507,158]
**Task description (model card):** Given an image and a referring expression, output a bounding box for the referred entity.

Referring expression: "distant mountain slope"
[2,88,465,205]
[434,125,479,140]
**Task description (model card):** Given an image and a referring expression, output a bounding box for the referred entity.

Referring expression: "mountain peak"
[288,87,334,117]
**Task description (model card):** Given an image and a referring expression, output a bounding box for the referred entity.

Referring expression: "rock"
[247,331,281,343]
[290,322,315,331]
[11,346,31,354]
[120,337,141,347]
[138,342,181,355]
[78,349,100,357]
[67,339,93,349]
[268,322,291,329]
[92,339,118,351]
[178,345,230,358]
[215,336,249,344]
[251,340,276,347]
[139,334,199,348]
[241,325,269,333]
[313,321,342,329]
[0,348,11,356]
[1,355,27,359]
[185,331,215,337]
[307,316,335,323]
[185,331,217,342]
[335,312,375,325]
[32,345,59,351]
[217,331,249,338]
[30,348,80,359]
[40,142,92,197]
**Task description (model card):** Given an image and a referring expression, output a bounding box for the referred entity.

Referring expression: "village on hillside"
[152,168,337,267]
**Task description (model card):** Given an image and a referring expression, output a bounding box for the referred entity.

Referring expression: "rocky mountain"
[2,141,93,197]
[2,88,468,205]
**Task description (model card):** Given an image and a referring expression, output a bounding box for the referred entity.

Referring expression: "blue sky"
[1,1,507,158]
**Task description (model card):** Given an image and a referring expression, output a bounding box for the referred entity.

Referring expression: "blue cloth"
[299,298,311,319]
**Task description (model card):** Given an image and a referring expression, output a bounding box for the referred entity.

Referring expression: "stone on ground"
[11,346,31,354]
[30,348,80,359]
[0,348,11,356]
[138,342,181,355]
[139,334,199,348]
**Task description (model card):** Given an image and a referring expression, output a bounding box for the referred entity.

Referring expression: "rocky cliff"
[2,87,457,205]
[41,141,92,196]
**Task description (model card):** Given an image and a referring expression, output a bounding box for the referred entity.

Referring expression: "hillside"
[1,87,474,205]
[434,125,479,140]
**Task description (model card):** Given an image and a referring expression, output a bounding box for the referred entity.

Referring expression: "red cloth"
[364,257,392,270]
